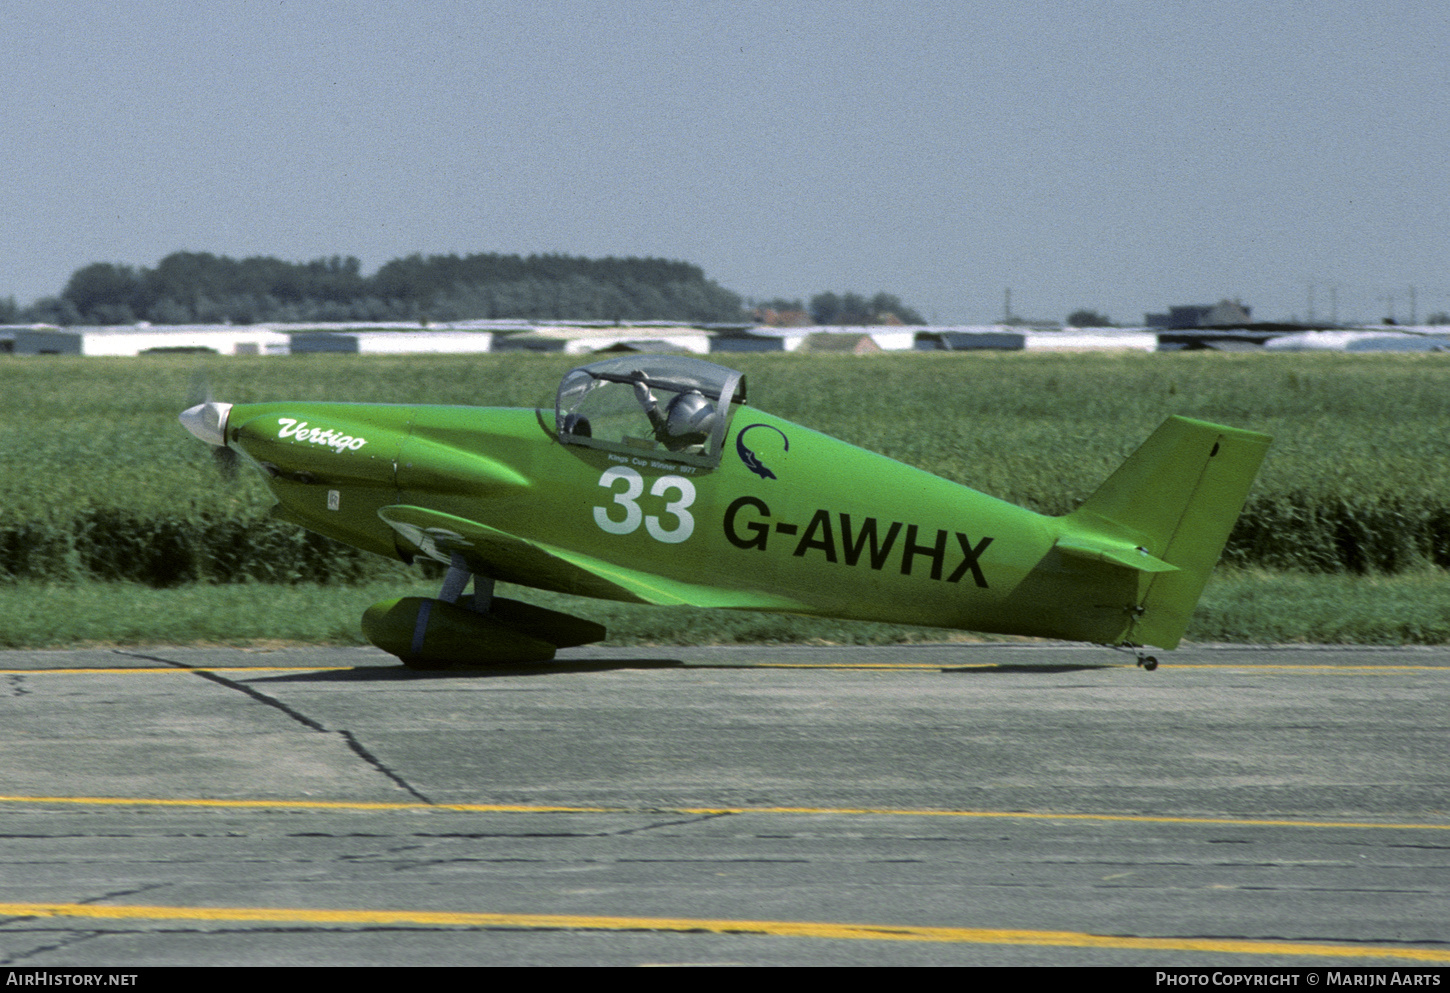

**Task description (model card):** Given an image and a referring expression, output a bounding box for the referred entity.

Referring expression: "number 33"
[593,466,696,543]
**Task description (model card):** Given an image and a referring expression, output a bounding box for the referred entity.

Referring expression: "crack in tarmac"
[0,885,169,965]
[112,650,434,805]
[612,813,730,836]
[0,929,102,965]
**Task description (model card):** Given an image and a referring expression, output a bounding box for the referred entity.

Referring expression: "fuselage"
[221,401,1138,643]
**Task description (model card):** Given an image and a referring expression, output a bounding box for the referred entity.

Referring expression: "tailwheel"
[1112,644,1160,671]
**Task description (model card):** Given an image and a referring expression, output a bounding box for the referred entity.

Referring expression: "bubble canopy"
[554,355,747,467]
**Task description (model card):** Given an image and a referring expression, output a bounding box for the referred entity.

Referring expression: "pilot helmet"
[664,390,716,441]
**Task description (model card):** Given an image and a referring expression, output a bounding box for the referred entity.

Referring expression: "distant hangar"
[4,317,1447,356]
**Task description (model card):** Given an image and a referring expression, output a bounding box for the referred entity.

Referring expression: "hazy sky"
[4,0,1447,324]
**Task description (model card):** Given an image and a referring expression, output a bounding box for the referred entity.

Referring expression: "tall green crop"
[3,351,1448,582]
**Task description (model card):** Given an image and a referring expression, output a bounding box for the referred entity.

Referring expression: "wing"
[378,504,812,612]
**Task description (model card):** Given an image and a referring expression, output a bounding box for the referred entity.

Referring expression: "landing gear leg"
[438,552,471,604]
[438,552,494,615]
[361,554,605,666]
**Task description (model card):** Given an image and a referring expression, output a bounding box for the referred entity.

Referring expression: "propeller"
[182,368,241,480]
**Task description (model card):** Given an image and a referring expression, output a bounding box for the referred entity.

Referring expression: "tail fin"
[1065,416,1271,649]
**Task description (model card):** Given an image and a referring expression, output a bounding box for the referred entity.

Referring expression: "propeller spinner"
[179,401,233,447]
[179,400,241,479]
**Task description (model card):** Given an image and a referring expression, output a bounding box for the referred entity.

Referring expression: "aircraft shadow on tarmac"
[940,663,1118,674]
[252,659,687,682]
[251,660,1118,682]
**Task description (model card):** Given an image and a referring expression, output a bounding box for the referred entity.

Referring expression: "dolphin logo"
[736,423,790,480]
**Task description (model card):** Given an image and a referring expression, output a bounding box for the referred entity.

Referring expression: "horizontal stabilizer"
[1053,537,1179,573]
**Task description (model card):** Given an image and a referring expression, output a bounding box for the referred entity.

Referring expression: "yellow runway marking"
[625,662,1449,671]
[0,901,1445,961]
[747,663,948,669]
[0,667,349,675]
[0,794,1445,831]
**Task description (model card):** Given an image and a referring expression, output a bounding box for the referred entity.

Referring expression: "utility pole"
[1003,288,1012,324]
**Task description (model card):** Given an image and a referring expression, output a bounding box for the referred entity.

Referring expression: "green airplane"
[179,354,1270,670]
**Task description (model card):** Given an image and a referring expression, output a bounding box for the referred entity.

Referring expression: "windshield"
[555,355,747,467]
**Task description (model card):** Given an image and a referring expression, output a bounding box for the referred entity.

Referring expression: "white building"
[492,326,713,355]
[13,325,290,356]
[1264,329,1450,352]
[1023,328,1159,351]
[288,330,495,354]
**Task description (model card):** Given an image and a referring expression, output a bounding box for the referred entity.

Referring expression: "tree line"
[1,251,929,328]
[0,249,933,327]
[14,252,746,326]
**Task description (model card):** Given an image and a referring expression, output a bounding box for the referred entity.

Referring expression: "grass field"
[2,350,1447,647]
[4,568,1449,649]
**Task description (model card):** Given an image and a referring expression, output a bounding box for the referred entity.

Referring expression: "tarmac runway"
[0,642,1446,967]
